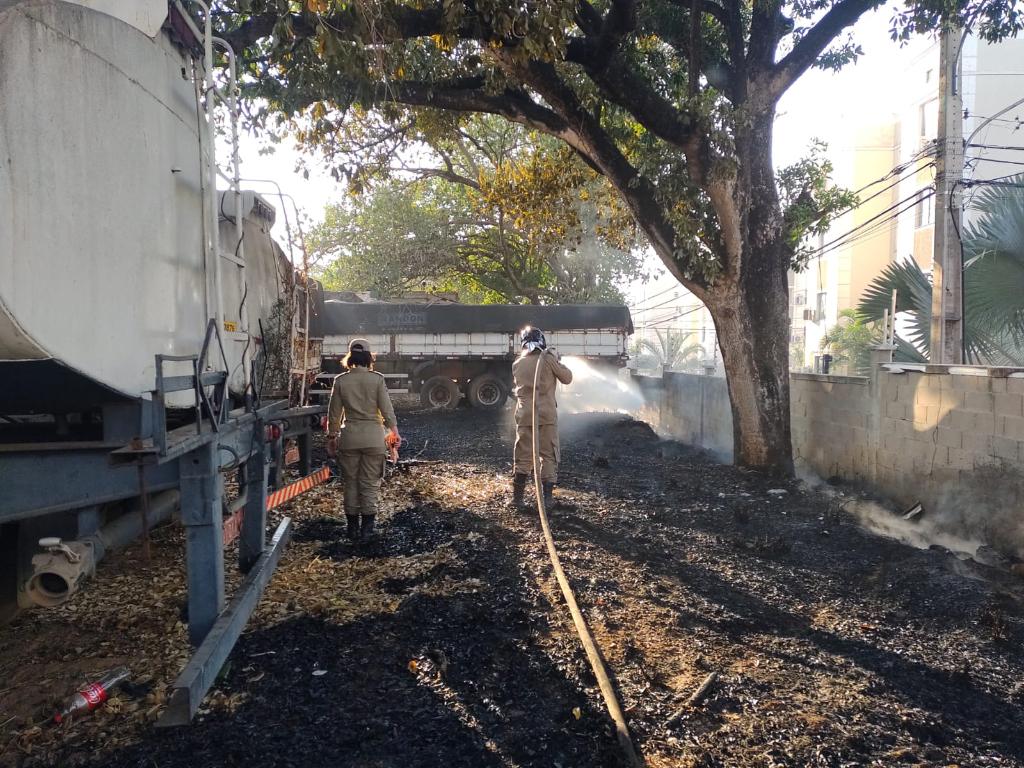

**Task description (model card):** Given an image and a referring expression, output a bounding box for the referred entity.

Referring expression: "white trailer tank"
[0,1,279,411]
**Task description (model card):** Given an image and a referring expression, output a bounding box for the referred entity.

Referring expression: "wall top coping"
[791,373,870,385]
[881,363,1024,378]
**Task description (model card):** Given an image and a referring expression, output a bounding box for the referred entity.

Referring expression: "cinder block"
[934,427,962,448]
[885,401,908,420]
[991,378,1008,394]
[953,375,989,392]
[964,391,995,413]
[940,390,965,412]
[1002,415,1024,441]
[961,432,993,455]
[912,405,940,427]
[994,393,1023,418]
[1007,377,1024,395]
[951,410,994,433]
[913,386,943,407]
[946,447,975,471]
[992,436,1022,462]
[882,432,902,452]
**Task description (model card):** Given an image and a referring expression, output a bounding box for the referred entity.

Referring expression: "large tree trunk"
[707,110,794,474]
[707,282,793,474]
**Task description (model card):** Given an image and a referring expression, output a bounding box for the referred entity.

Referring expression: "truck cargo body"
[317,302,633,409]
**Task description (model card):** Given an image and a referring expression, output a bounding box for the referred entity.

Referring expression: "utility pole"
[930,25,964,364]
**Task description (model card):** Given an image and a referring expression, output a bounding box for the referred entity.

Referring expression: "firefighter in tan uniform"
[326,339,400,540]
[511,327,573,510]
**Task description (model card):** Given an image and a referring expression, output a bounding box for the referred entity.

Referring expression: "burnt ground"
[4,405,1024,767]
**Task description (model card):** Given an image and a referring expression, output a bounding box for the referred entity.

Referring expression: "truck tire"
[467,374,508,410]
[420,376,459,410]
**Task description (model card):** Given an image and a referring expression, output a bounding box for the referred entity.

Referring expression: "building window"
[794,289,807,306]
[914,190,935,228]
[925,68,933,83]
[816,292,827,322]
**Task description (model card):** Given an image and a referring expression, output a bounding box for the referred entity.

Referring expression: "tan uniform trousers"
[514,424,560,482]
[339,448,387,516]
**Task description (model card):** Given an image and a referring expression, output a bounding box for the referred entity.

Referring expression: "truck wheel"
[420,376,459,410]
[467,375,508,410]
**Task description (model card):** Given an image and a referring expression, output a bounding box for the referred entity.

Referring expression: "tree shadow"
[83,506,621,768]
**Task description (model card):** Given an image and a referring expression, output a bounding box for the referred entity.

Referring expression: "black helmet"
[520,326,546,349]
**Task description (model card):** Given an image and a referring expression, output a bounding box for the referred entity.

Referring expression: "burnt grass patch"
[10,406,1024,768]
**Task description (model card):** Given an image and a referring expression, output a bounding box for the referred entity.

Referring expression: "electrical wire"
[529,352,642,768]
[645,304,708,327]
[627,283,680,309]
[630,292,686,314]
[806,189,936,260]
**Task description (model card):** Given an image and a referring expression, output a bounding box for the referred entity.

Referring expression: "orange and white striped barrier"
[266,465,331,511]
[223,466,331,546]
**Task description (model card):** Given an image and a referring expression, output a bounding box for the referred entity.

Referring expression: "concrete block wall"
[635,365,1024,552]
[790,373,873,482]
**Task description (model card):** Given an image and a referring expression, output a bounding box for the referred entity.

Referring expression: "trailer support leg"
[179,441,224,646]
[239,425,268,573]
[298,430,313,476]
[158,518,292,728]
[268,435,283,490]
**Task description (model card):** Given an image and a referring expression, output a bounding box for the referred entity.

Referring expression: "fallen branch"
[666,671,719,726]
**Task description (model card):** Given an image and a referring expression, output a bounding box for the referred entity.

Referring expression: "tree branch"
[768,0,882,100]
[565,40,698,150]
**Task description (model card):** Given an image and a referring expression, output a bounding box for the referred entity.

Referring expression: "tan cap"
[348,338,372,353]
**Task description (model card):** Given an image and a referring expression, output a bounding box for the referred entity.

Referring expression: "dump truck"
[315,302,634,410]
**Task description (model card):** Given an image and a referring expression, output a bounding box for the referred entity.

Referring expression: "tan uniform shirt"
[327,368,398,451]
[512,350,573,426]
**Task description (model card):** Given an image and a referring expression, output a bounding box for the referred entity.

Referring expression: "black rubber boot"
[346,515,360,540]
[512,473,530,511]
[542,482,556,510]
[360,514,376,540]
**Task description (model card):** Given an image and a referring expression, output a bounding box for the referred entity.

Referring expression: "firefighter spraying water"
[510,327,574,511]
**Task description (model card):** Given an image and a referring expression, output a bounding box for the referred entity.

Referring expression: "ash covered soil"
[5,406,1024,767]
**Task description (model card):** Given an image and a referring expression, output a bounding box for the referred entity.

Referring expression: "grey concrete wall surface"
[635,365,1024,555]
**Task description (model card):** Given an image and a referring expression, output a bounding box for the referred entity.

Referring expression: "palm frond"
[857,260,933,356]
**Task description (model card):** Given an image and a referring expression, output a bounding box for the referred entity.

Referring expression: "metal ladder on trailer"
[176,0,252,400]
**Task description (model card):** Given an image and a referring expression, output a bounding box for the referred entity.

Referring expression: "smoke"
[797,467,986,558]
[843,497,984,557]
[558,356,645,415]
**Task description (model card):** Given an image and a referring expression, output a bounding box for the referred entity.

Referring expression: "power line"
[628,283,678,309]
[631,292,688,314]
[806,189,935,260]
[645,304,707,327]
[967,143,1024,151]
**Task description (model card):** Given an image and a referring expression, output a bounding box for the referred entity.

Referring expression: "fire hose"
[530,351,643,768]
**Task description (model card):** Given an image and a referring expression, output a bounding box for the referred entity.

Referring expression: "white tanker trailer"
[0,0,294,407]
[0,0,322,659]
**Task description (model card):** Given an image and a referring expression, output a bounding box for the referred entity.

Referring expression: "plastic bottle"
[54,667,131,723]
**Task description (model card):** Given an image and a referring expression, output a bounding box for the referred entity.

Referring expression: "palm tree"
[639,329,705,372]
[857,174,1024,365]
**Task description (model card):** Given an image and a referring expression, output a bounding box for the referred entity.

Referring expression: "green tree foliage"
[857,175,1024,365]
[309,116,646,303]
